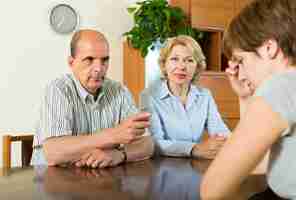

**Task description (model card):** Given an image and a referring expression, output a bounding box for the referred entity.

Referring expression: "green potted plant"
[124,0,206,57]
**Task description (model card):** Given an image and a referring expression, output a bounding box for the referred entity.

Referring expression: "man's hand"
[226,60,255,100]
[74,148,125,168]
[110,112,151,144]
[191,135,226,159]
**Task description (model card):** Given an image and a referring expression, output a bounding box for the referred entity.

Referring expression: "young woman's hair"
[223,0,296,65]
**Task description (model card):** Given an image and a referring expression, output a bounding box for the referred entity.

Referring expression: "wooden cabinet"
[198,72,239,130]
[175,0,253,71]
[191,0,235,30]
[123,42,145,104]
[189,0,253,30]
[123,0,253,129]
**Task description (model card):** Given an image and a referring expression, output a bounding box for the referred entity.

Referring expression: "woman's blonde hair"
[158,35,206,82]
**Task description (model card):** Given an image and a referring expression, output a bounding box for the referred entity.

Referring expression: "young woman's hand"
[226,60,255,100]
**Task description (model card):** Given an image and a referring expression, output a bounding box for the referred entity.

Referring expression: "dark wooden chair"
[2,134,34,168]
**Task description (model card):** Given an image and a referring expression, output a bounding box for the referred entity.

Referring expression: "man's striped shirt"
[32,74,138,164]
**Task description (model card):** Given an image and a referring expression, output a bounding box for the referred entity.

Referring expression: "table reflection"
[34,158,202,200]
[0,157,267,200]
[148,158,203,200]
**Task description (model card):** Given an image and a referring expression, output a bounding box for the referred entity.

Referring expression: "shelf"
[202,31,223,71]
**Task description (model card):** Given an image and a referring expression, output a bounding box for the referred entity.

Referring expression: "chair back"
[2,134,34,168]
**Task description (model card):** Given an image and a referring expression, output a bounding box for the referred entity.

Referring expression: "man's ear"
[68,56,74,68]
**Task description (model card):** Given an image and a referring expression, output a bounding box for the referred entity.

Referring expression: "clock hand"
[57,15,65,28]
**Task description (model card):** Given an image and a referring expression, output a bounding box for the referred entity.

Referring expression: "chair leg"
[21,140,33,167]
[3,135,12,168]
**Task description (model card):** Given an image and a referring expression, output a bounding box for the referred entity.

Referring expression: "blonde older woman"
[141,35,229,159]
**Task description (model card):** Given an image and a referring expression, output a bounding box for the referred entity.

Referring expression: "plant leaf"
[123,0,206,58]
[127,7,137,14]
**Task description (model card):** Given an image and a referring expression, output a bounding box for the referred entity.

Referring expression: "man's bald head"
[70,29,108,58]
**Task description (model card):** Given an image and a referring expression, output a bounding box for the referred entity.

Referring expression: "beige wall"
[0,0,138,167]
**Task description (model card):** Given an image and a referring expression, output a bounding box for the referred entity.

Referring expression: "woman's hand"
[191,135,226,159]
[226,60,255,100]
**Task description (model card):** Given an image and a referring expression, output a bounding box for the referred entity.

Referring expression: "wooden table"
[0,157,268,200]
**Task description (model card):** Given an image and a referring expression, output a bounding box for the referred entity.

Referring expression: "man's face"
[69,37,109,95]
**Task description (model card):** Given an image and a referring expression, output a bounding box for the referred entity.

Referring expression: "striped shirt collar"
[70,73,105,102]
[158,80,203,100]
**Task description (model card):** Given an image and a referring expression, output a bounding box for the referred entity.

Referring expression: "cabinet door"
[198,72,239,130]
[191,0,235,30]
[123,42,145,104]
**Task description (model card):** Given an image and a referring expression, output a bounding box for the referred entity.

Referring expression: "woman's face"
[165,44,197,86]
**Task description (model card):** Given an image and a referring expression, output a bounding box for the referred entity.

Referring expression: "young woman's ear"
[260,39,279,59]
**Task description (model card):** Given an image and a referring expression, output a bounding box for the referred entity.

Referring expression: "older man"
[31,29,153,168]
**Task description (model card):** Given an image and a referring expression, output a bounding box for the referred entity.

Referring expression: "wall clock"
[50,4,79,34]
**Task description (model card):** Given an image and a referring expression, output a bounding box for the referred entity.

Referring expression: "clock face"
[50,4,78,34]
